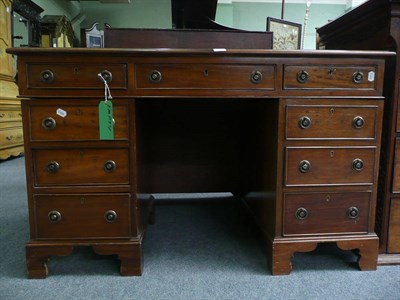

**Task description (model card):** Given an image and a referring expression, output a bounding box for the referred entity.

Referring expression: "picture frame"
[267,17,302,50]
[81,22,104,48]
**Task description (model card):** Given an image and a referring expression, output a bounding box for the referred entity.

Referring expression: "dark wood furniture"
[7,47,392,277]
[104,28,272,49]
[317,0,400,265]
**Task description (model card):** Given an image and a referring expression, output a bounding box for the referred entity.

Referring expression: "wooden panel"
[285,147,376,186]
[285,103,378,140]
[283,65,377,90]
[388,198,400,253]
[32,148,129,186]
[284,192,370,236]
[105,28,273,49]
[34,194,131,239]
[26,63,127,90]
[135,64,275,90]
[29,103,128,141]
[392,139,400,193]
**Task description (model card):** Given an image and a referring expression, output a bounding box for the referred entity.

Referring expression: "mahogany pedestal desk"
[7,48,392,277]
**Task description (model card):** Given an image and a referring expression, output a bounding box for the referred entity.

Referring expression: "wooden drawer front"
[135,64,275,90]
[34,194,131,239]
[29,104,128,141]
[33,149,129,186]
[388,198,400,253]
[26,63,127,90]
[285,147,376,186]
[283,65,376,90]
[286,104,377,140]
[283,192,370,236]
[0,108,22,125]
[0,128,23,147]
[391,139,400,193]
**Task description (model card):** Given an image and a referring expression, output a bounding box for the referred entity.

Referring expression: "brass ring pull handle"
[299,116,311,129]
[347,207,359,219]
[104,160,117,173]
[48,210,62,223]
[295,207,309,220]
[40,70,54,83]
[352,158,364,171]
[99,70,113,83]
[104,210,117,223]
[149,70,162,83]
[352,71,364,84]
[353,116,365,129]
[46,161,60,173]
[296,70,309,84]
[42,117,56,130]
[250,71,263,84]
[299,160,311,173]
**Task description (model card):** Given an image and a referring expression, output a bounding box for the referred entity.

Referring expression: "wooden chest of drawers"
[7,48,392,277]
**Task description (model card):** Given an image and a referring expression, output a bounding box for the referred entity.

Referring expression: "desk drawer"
[26,63,127,90]
[283,65,377,90]
[33,148,129,186]
[135,64,275,90]
[285,147,375,186]
[283,192,370,236]
[34,194,131,239]
[286,104,378,140]
[29,103,128,141]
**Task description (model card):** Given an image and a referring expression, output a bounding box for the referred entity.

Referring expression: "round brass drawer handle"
[104,160,117,173]
[40,70,54,83]
[352,158,364,171]
[296,70,309,84]
[299,160,311,173]
[299,116,311,129]
[48,210,62,223]
[149,70,162,83]
[42,117,56,130]
[295,207,309,220]
[99,70,113,83]
[250,71,263,84]
[46,161,60,173]
[352,71,364,84]
[353,116,365,129]
[104,210,117,223]
[347,207,359,219]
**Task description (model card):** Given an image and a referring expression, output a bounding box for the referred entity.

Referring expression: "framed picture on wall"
[267,17,302,50]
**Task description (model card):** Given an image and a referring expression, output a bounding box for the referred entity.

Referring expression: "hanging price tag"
[99,100,114,140]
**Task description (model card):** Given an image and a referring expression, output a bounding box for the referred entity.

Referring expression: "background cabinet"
[0,0,23,160]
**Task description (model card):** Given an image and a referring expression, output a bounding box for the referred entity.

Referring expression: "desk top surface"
[6,47,395,58]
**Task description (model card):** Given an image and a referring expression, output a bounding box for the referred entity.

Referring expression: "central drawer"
[33,194,131,239]
[135,64,276,90]
[283,191,370,236]
[285,147,376,186]
[32,148,129,186]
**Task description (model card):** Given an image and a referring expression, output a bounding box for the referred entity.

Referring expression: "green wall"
[29,0,348,50]
[216,3,346,49]
[80,0,171,29]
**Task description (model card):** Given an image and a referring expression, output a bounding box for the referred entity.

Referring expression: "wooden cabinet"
[317,0,400,264]
[7,47,391,277]
[0,0,23,160]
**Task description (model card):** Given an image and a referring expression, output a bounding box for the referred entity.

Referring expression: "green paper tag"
[99,100,114,140]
